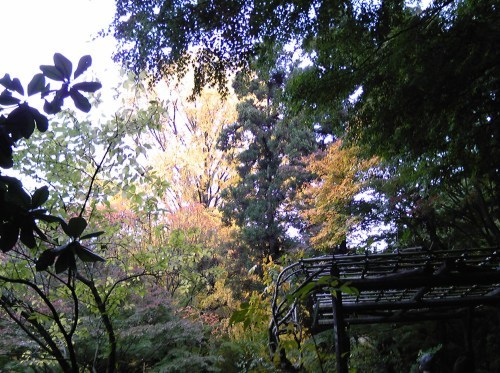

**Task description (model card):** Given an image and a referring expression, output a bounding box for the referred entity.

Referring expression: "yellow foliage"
[300,140,379,250]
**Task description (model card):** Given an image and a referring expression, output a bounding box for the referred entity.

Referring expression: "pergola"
[269,246,500,372]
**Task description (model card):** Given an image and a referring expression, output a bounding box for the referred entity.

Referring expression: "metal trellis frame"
[269,246,500,373]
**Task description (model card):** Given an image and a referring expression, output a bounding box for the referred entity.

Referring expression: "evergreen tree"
[218,70,317,258]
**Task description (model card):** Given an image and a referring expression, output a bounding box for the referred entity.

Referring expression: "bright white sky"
[0,0,119,90]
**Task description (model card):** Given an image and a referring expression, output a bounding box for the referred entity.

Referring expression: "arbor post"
[331,264,349,373]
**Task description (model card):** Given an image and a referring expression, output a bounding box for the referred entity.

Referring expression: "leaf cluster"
[1,53,103,269]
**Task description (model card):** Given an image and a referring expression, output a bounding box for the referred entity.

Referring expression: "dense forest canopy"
[111,0,499,248]
[0,0,498,371]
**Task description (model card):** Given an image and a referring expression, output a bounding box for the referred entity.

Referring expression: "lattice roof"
[269,246,500,356]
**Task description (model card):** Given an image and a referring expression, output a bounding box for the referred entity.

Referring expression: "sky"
[0,0,119,92]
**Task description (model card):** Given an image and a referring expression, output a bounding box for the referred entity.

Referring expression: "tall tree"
[144,85,238,210]
[218,70,317,259]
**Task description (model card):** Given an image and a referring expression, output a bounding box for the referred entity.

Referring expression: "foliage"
[108,0,387,97]
[286,0,500,249]
[225,257,283,372]
[218,69,317,259]
[103,282,220,372]
[299,140,380,251]
[110,0,500,251]
[1,54,102,256]
[14,107,157,217]
[0,53,127,372]
[3,0,498,369]
[139,83,238,210]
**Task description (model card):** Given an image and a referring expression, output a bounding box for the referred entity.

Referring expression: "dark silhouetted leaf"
[53,53,72,81]
[62,216,87,238]
[6,104,36,140]
[36,249,56,271]
[69,89,91,112]
[72,82,102,93]
[0,91,20,106]
[52,243,70,254]
[5,180,31,208]
[33,109,48,132]
[80,231,105,240]
[33,224,48,242]
[20,224,36,248]
[43,99,62,115]
[74,242,105,262]
[0,223,19,252]
[0,133,14,164]
[31,186,49,208]
[0,74,12,89]
[33,212,64,224]
[28,74,46,96]
[0,75,22,95]
[40,65,65,82]
[11,78,24,95]
[55,249,76,273]
[74,55,92,79]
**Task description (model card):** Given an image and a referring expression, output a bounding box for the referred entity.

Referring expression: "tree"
[108,0,404,97]
[142,84,238,210]
[299,140,379,251]
[218,70,317,259]
[0,53,104,265]
[290,0,500,249]
[0,53,123,372]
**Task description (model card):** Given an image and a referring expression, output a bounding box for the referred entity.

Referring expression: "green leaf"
[40,65,65,82]
[293,281,317,300]
[62,216,87,238]
[72,82,102,92]
[229,308,248,325]
[340,284,359,296]
[74,55,92,79]
[69,89,91,112]
[55,249,76,273]
[53,53,72,80]
[36,249,56,271]
[28,73,46,96]
[31,186,49,208]
[317,275,335,286]
[80,231,105,240]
